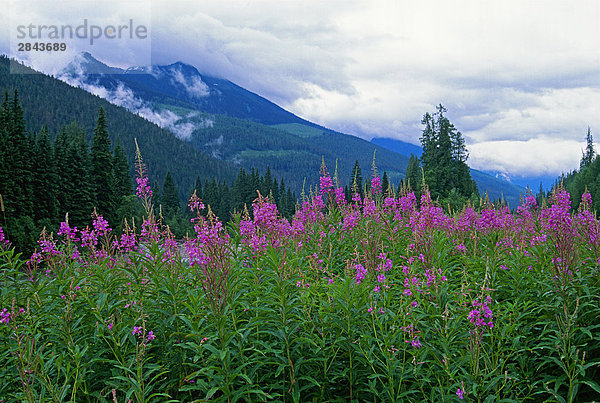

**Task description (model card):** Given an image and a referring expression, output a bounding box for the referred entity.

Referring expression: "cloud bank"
[2,0,599,180]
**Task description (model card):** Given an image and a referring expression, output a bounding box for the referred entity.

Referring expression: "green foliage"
[563,127,599,212]
[90,107,114,220]
[0,56,239,200]
[161,171,180,219]
[419,105,478,200]
[405,153,421,196]
[2,181,600,401]
[581,127,595,170]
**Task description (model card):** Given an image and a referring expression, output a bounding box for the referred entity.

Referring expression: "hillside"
[59,53,412,191]
[0,56,238,199]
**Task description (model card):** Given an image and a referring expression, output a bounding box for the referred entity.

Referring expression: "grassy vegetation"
[1,155,599,402]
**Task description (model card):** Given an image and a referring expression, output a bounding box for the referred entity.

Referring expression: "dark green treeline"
[0,92,297,252]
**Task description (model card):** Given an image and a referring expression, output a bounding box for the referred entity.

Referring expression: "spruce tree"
[112,139,132,203]
[193,175,203,199]
[90,107,114,220]
[58,123,94,227]
[3,90,33,218]
[419,105,477,199]
[161,171,180,218]
[262,166,273,198]
[350,160,363,196]
[112,139,132,225]
[217,180,231,220]
[405,154,421,192]
[381,171,390,195]
[32,126,58,225]
[581,127,595,169]
[286,188,295,217]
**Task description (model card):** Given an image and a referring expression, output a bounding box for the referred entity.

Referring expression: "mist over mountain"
[59,53,413,192]
[56,52,541,205]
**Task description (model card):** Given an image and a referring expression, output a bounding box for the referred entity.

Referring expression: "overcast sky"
[2,0,599,179]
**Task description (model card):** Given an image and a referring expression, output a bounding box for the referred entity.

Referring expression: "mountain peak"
[163,61,201,76]
[63,52,124,75]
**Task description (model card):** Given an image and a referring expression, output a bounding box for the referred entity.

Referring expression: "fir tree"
[2,90,33,218]
[581,127,595,169]
[350,160,363,196]
[405,154,421,192]
[90,107,114,220]
[161,171,180,218]
[112,139,132,225]
[32,126,58,225]
[58,123,94,227]
[112,139,132,204]
[419,105,477,199]
[381,171,390,195]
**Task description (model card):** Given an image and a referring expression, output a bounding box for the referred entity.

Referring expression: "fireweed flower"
[456,388,464,399]
[39,239,59,256]
[319,175,334,194]
[0,308,10,324]
[371,176,382,194]
[334,187,347,206]
[132,326,142,336]
[354,263,367,284]
[93,214,111,236]
[57,222,78,241]
[188,191,205,212]
[147,331,156,341]
[468,296,494,329]
[135,176,152,199]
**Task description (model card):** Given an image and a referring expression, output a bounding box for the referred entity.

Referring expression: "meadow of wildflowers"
[1,150,600,402]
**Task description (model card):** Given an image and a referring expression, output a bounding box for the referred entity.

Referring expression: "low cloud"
[469,137,584,177]
[170,67,210,98]
[59,70,209,140]
[2,0,598,182]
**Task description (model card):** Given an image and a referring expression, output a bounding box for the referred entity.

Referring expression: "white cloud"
[58,70,208,140]
[469,137,583,177]
[170,67,210,98]
[1,0,599,181]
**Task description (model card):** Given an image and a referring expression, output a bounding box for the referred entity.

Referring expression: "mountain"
[58,53,412,192]
[0,56,238,200]
[370,137,527,207]
[371,137,423,158]
[63,52,323,127]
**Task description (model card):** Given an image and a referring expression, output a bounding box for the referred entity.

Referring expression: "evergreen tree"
[2,90,33,218]
[203,177,219,215]
[161,171,180,218]
[581,127,595,169]
[278,178,288,216]
[57,123,94,227]
[90,107,114,220]
[32,126,58,225]
[112,139,132,225]
[419,105,477,199]
[217,180,231,220]
[381,171,390,195]
[193,175,203,199]
[405,154,421,192]
[286,188,295,217]
[262,166,273,198]
[350,160,363,196]
[112,140,132,199]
